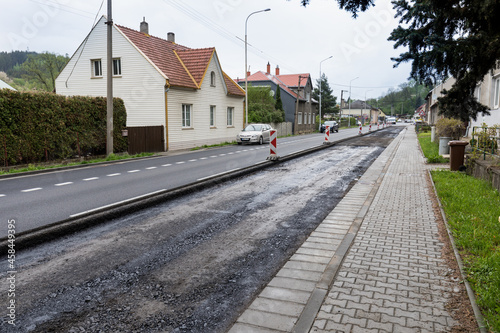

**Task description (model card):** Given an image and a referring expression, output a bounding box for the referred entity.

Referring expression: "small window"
[91,59,102,77]
[210,105,216,127]
[210,71,216,87]
[298,112,302,125]
[227,107,234,126]
[182,104,192,128]
[313,113,316,124]
[113,58,121,76]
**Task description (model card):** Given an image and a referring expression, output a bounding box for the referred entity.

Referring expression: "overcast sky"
[1,0,414,101]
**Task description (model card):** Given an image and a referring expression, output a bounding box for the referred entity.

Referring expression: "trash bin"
[439,137,452,155]
[448,141,468,171]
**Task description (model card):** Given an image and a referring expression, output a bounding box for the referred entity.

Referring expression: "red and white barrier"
[359,125,362,135]
[369,124,372,132]
[377,123,380,130]
[324,125,330,143]
[267,129,279,161]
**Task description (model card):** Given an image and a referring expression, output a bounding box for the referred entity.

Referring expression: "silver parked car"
[236,124,273,145]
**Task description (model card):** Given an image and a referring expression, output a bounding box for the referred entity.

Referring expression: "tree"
[20,52,69,92]
[275,85,285,121]
[247,86,284,123]
[300,0,500,122]
[312,73,338,117]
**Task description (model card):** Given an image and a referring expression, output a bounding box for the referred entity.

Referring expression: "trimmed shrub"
[435,118,465,139]
[0,89,127,166]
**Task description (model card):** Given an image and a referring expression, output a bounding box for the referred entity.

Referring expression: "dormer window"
[210,71,216,87]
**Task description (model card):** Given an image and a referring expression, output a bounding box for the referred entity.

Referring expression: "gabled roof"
[275,73,310,87]
[235,71,306,100]
[0,79,16,91]
[116,22,244,96]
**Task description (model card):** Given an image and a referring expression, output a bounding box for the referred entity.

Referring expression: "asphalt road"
[0,127,404,332]
[0,126,386,237]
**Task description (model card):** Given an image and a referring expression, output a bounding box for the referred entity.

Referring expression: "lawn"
[417,132,449,163]
[431,170,500,332]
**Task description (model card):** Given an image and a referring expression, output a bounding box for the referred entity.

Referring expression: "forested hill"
[0,50,37,74]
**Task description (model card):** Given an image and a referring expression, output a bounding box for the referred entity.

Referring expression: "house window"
[182,104,192,128]
[313,113,316,124]
[227,107,234,126]
[298,112,302,125]
[308,113,311,124]
[494,77,500,109]
[91,59,102,77]
[474,86,481,102]
[210,71,216,87]
[210,105,216,127]
[113,58,121,76]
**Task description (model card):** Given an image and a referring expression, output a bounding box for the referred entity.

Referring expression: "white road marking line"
[83,177,99,181]
[107,173,121,177]
[55,182,73,186]
[22,187,42,193]
[188,159,197,162]
[176,161,185,165]
[219,154,226,156]
[235,151,241,153]
[210,155,217,158]
[0,194,6,197]
[227,152,234,155]
[197,168,240,181]
[146,167,157,170]
[162,164,172,167]
[69,189,167,218]
[128,170,140,173]
[200,157,208,160]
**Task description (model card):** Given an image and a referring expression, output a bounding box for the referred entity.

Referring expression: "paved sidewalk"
[229,127,466,332]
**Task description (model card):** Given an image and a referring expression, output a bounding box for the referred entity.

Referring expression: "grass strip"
[431,170,500,332]
[418,132,449,163]
[0,152,155,175]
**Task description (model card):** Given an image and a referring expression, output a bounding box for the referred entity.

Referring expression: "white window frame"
[494,77,500,109]
[227,107,234,126]
[91,59,102,78]
[113,58,121,76]
[182,104,192,128]
[313,113,316,124]
[298,112,302,125]
[210,71,216,87]
[210,105,216,127]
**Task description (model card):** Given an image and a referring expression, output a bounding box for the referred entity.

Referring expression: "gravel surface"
[1,129,404,333]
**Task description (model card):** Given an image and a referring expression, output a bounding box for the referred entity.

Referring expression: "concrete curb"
[428,170,488,333]
[0,128,389,252]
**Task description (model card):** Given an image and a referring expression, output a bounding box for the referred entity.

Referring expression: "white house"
[425,65,500,132]
[0,79,16,91]
[55,17,245,151]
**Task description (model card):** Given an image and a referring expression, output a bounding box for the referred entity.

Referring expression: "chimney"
[275,65,280,76]
[266,62,271,74]
[167,32,175,43]
[140,17,149,34]
[247,71,251,77]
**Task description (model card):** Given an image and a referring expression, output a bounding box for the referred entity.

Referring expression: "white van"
[386,117,396,124]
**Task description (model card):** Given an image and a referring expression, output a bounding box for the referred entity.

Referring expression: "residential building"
[425,64,500,132]
[235,63,318,134]
[341,100,381,124]
[55,17,245,151]
[0,79,16,91]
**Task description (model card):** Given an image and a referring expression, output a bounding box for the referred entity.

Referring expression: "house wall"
[293,80,317,134]
[55,17,167,143]
[167,57,244,150]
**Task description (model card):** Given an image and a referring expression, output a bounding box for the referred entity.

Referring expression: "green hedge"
[0,89,127,166]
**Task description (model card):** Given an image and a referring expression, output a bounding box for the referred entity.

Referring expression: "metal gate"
[127,126,165,154]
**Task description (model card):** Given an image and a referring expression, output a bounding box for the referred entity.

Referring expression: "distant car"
[386,117,397,124]
[320,121,339,133]
[236,124,272,145]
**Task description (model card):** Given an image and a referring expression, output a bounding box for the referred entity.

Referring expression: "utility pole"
[106,0,113,156]
[294,75,302,134]
[340,90,348,127]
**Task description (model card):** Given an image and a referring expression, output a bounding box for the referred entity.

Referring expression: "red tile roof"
[116,24,244,96]
[276,73,310,87]
[235,71,304,100]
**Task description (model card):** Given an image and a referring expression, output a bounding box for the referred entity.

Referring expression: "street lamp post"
[245,8,270,128]
[319,56,333,131]
[363,89,372,125]
[348,76,359,127]
[340,89,348,127]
